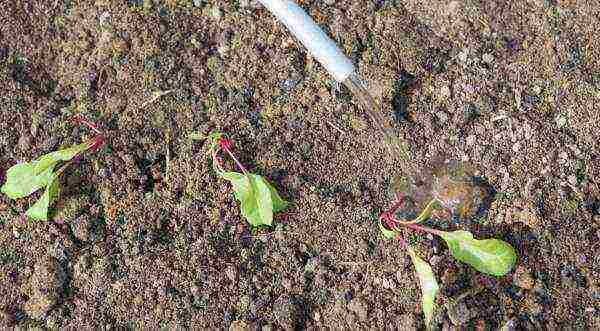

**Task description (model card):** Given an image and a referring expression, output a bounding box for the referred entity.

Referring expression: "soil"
[1,0,599,329]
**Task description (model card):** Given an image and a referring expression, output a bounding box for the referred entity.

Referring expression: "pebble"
[441,268,458,285]
[457,48,470,63]
[466,135,476,146]
[226,265,238,282]
[513,265,535,290]
[382,278,396,290]
[229,320,249,331]
[512,142,521,153]
[17,134,31,152]
[482,53,494,64]
[555,114,567,128]
[313,310,321,322]
[567,175,577,186]
[439,84,451,100]
[447,301,470,325]
[436,111,449,124]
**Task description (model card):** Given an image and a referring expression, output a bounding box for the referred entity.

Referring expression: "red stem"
[222,146,248,175]
[403,223,444,237]
[72,115,102,134]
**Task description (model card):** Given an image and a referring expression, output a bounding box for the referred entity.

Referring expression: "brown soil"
[0,0,599,329]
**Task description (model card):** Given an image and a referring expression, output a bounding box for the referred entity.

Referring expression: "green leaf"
[26,175,60,221]
[219,172,287,227]
[378,219,398,240]
[439,230,517,276]
[221,172,249,200]
[33,143,88,174]
[243,174,273,226]
[407,247,439,329]
[1,143,87,200]
[1,163,54,199]
[264,179,288,213]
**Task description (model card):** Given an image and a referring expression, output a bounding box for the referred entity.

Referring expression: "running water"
[258,0,485,219]
[344,73,485,219]
[343,72,430,210]
[343,73,416,177]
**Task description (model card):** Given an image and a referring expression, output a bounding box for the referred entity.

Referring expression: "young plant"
[0,116,105,221]
[193,132,288,227]
[380,160,517,329]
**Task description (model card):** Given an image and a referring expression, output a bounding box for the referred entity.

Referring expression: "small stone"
[348,298,368,322]
[281,277,293,291]
[439,84,451,100]
[482,53,494,64]
[17,134,31,152]
[457,48,469,63]
[382,278,396,290]
[555,114,567,128]
[436,111,449,123]
[225,265,237,282]
[513,265,535,290]
[396,270,405,284]
[441,268,458,285]
[313,310,321,322]
[342,290,353,302]
[466,135,476,146]
[447,301,471,325]
[229,320,249,331]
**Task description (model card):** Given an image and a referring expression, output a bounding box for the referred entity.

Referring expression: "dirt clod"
[22,258,66,320]
[513,265,535,290]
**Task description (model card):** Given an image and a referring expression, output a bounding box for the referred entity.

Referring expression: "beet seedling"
[0,116,105,221]
[379,161,517,328]
[193,132,288,227]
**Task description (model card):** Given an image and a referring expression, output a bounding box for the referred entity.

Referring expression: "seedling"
[193,132,288,227]
[379,160,517,328]
[0,116,105,221]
